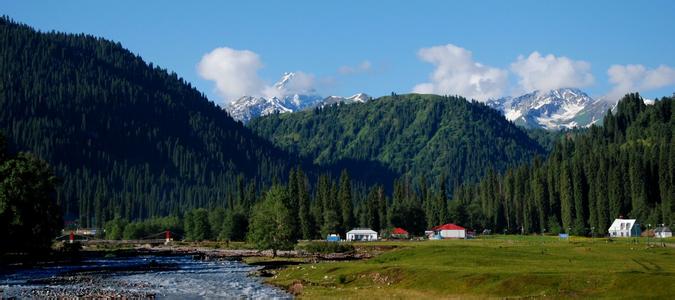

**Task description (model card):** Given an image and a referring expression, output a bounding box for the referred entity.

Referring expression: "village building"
[654,226,672,238]
[346,228,378,241]
[431,223,466,239]
[391,227,409,239]
[608,219,641,237]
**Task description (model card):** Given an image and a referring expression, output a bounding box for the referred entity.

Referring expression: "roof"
[392,227,408,234]
[608,219,638,231]
[432,223,466,231]
[655,226,672,233]
[347,228,377,235]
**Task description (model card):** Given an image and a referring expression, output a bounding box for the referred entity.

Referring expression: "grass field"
[269,236,675,299]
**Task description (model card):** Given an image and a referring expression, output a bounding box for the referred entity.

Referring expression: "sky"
[4,0,675,105]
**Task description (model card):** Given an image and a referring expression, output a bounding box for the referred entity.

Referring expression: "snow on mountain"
[309,93,372,109]
[227,72,370,123]
[486,88,613,130]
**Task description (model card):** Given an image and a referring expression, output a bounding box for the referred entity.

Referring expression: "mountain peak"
[227,72,370,123]
[487,88,611,130]
[273,72,296,90]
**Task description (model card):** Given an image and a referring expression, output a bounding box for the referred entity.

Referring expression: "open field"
[269,236,675,299]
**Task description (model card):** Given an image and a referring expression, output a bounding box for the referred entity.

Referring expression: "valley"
[1,2,674,298]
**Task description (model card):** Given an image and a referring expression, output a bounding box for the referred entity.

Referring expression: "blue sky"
[4,1,675,105]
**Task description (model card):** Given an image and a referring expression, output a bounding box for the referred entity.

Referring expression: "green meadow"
[270,236,675,299]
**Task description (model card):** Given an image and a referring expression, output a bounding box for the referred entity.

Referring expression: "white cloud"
[606,64,675,101]
[198,47,324,104]
[510,52,594,93]
[412,44,507,101]
[197,47,268,104]
[338,60,372,75]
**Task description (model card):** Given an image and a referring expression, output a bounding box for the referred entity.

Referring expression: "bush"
[297,241,355,254]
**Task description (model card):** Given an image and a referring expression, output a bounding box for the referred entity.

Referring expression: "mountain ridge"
[249,93,546,190]
[227,72,371,123]
[486,88,613,130]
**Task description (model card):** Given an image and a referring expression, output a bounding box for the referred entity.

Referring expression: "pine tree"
[286,168,300,239]
[571,157,587,234]
[435,175,448,225]
[595,164,609,233]
[321,178,340,237]
[559,162,574,233]
[338,170,354,232]
[296,167,313,240]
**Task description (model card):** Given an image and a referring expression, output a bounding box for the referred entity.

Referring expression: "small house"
[391,227,409,239]
[431,223,466,239]
[654,226,672,238]
[346,228,378,241]
[608,219,641,237]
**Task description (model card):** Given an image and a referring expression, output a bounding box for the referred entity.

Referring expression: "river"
[0,255,291,299]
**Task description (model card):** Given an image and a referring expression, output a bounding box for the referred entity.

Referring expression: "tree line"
[104,168,455,244]
[450,94,674,234]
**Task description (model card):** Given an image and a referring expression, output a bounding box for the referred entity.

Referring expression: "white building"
[346,228,378,241]
[654,226,672,238]
[431,223,466,239]
[608,219,641,237]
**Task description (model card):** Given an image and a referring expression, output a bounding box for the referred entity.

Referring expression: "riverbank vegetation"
[0,133,62,255]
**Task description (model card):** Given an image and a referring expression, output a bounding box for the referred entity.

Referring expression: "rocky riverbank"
[137,244,373,262]
[1,254,292,299]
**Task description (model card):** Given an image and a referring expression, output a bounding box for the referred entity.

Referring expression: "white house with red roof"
[431,223,466,239]
[391,227,409,239]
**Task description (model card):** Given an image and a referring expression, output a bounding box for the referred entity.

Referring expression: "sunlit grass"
[270,236,675,299]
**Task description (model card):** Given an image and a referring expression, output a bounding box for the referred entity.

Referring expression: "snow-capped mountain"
[227,72,370,123]
[310,93,371,109]
[486,88,613,130]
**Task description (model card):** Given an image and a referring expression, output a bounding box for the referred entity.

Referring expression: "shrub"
[297,241,354,254]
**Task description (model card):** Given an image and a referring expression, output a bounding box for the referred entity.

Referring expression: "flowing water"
[0,255,291,299]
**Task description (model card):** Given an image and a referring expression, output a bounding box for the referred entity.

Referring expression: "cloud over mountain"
[511,52,594,93]
[412,44,508,102]
[197,47,266,104]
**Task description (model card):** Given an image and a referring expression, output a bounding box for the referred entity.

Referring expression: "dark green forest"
[249,93,546,191]
[0,17,308,228]
[451,94,674,234]
[1,16,672,248]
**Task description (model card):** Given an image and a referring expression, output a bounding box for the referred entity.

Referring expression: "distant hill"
[249,93,546,189]
[0,17,307,226]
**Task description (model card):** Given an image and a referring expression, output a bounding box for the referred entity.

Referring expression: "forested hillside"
[451,94,674,234]
[249,93,546,190]
[0,17,306,227]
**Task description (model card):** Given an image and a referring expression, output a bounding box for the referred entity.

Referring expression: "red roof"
[431,223,465,231]
[392,227,408,234]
